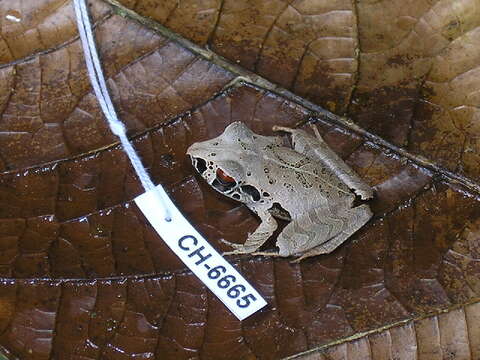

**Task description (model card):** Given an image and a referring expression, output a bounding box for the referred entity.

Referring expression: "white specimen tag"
[135,186,267,320]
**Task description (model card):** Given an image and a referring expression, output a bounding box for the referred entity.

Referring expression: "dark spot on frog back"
[240,185,261,201]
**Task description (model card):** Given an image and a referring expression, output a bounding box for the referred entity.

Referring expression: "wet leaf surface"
[118,0,480,181]
[118,0,358,114]
[0,11,233,170]
[0,0,480,359]
[0,0,110,64]
[298,302,480,360]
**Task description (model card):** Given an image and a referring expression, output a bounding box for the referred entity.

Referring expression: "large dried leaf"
[117,0,480,181]
[352,0,480,179]
[1,84,480,359]
[117,0,358,114]
[296,302,480,360]
[0,9,233,170]
[0,0,480,359]
[0,0,110,64]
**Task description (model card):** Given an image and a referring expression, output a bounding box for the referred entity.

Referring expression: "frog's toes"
[224,249,281,257]
[272,125,294,133]
[355,188,374,200]
[220,239,259,255]
[223,250,245,256]
[290,254,311,263]
[223,247,255,256]
[219,239,244,250]
[251,251,281,257]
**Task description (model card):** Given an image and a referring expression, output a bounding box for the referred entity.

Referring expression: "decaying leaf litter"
[0,0,479,359]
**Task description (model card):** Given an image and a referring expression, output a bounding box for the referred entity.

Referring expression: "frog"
[186,121,373,262]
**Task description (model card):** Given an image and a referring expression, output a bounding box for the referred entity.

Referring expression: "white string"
[73,0,172,222]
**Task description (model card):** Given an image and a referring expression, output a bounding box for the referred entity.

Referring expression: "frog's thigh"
[279,126,373,200]
[276,204,372,258]
[276,207,344,256]
[293,204,372,262]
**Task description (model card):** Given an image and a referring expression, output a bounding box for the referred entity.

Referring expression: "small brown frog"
[187,122,373,261]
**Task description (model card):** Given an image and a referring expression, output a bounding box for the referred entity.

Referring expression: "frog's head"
[186,122,265,204]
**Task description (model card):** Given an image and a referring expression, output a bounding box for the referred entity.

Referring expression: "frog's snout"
[185,142,198,157]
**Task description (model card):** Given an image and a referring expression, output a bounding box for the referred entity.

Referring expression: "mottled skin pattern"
[187,122,374,261]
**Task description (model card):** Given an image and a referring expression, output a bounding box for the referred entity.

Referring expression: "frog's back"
[263,144,353,199]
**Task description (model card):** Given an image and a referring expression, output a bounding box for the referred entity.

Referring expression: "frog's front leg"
[273,125,373,200]
[222,209,278,255]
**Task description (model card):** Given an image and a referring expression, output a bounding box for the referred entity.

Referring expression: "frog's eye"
[192,157,207,174]
[216,168,236,184]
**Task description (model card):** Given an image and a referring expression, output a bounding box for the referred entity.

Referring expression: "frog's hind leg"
[290,204,372,262]
[273,125,373,200]
[275,204,372,261]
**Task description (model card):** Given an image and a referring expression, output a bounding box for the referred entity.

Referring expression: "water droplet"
[5,10,21,23]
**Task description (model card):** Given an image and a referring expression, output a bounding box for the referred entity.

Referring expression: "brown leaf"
[0,13,233,170]
[297,302,480,360]
[1,84,480,358]
[351,0,480,179]
[1,0,480,359]
[117,0,358,114]
[0,0,110,64]
[117,0,480,181]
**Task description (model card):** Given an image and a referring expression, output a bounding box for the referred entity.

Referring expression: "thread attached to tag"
[72,0,171,221]
[73,0,267,320]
